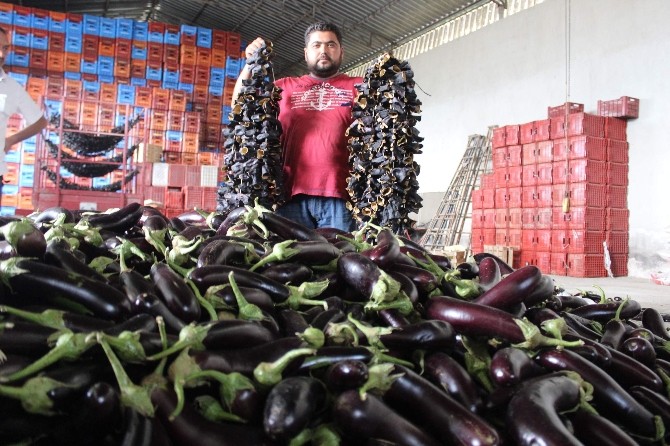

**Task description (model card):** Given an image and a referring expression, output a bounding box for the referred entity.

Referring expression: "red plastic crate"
[202,187,218,212]
[196,47,212,66]
[494,166,522,188]
[607,184,627,209]
[471,209,484,229]
[518,250,536,269]
[566,230,605,254]
[479,173,496,189]
[185,165,201,186]
[535,208,552,229]
[495,228,508,246]
[553,158,607,185]
[521,208,536,230]
[597,96,639,119]
[508,208,522,229]
[550,116,567,139]
[471,189,483,209]
[505,125,520,146]
[170,90,188,112]
[604,117,627,141]
[494,188,508,209]
[472,209,484,232]
[607,139,629,164]
[519,121,535,144]
[167,164,187,187]
[522,162,552,186]
[608,162,629,186]
[492,147,508,170]
[495,208,509,227]
[534,119,551,141]
[180,45,197,65]
[522,186,537,208]
[553,206,606,231]
[610,253,628,277]
[606,208,629,232]
[482,228,496,245]
[521,143,537,166]
[548,102,584,119]
[551,229,568,252]
[536,141,553,164]
[508,229,522,248]
[566,253,607,278]
[552,182,607,208]
[536,251,551,274]
[483,208,496,229]
[550,252,568,275]
[568,113,605,138]
[492,126,507,148]
[521,229,535,250]
[507,145,522,166]
[553,135,607,161]
[183,186,204,209]
[508,187,522,208]
[532,185,552,208]
[605,231,629,254]
[165,187,184,210]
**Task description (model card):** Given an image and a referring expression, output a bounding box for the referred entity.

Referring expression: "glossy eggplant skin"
[506,372,585,446]
[262,376,326,442]
[332,389,442,446]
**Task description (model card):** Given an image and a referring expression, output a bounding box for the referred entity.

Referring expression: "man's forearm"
[5,116,47,151]
[230,64,253,107]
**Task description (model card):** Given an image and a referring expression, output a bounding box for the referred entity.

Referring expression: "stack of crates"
[0,2,241,214]
[472,99,635,277]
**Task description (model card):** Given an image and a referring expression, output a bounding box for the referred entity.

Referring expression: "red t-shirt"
[275,73,362,200]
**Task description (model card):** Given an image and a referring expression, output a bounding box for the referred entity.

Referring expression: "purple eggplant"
[332,389,441,446]
[506,372,583,446]
[489,346,545,387]
[569,299,642,322]
[473,252,515,275]
[262,376,326,442]
[641,307,670,341]
[472,265,543,309]
[323,359,369,393]
[599,319,628,349]
[0,218,47,258]
[477,256,501,291]
[150,262,201,323]
[567,409,639,446]
[423,352,483,413]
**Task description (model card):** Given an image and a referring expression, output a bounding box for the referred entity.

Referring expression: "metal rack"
[419,127,494,253]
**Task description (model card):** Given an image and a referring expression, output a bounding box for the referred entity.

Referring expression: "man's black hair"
[304,22,343,46]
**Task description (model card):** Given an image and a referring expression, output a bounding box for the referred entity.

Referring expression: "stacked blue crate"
[116,18,134,40]
[83,14,100,36]
[13,7,31,28]
[99,17,116,39]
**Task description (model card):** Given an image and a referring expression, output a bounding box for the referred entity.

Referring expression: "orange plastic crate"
[181,152,198,165]
[163,44,179,68]
[64,52,81,73]
[114,59,131,78]
[196,47,212,66]
[169,90,188,112]
[134,86,153,108]
[211,49,227,68]
[183,132,199,153]
[100,83,118,103]
[165,187,184,210]
[167,111,184,132]
[152,88,170,110]
[180,45,197,65]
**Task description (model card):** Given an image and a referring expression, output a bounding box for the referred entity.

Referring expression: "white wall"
[411,0,670,279]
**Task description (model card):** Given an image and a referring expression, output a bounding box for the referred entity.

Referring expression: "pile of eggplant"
[0,201,668,445]
[218,39,284,214]
[346,52,424,235]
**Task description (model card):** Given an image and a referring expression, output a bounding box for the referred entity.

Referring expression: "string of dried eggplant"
[217,39,284,214]
[49,113,143,156]
[346,52,424,235]
[45,139,138,178]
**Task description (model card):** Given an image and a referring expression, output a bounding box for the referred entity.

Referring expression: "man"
[233,22,362,231]
[0,27,47,188]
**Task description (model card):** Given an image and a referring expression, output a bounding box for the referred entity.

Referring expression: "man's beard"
[308,56,341,78]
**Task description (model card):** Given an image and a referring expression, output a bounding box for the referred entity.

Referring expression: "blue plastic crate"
[165,28,180,46]
[197,27,212,48]
[208,84,224,96]
[148,29,164,44]
[49,16,67,33]
[97,56,114,77]
[98,74,114,84]
[222,106,232,124]
[83,80,100,94]
[178,83,194,94]
[65,34,83,53]
[131,77,146,86]
[30,33,49,50]
[165,130,183,142]
[81,59,97,75]
[45,99,63,117]
[4,150,20,163]
[163,68,179,85]
[31,13,49,30]
[19,169,34,187]
[210,67,225,87]
[1,184,19,195]
[0,7,12,25]
[8,72,28,86]
[99,17,116,38]
[11,29,31,47]
[92,176,111,188]
[0,207,17,217]
[63,72,81,80]
[146,66,162,81]
[7,51,30,68]
[117,84,136,104]
[161,81,179,91]
[225,57,242,78]
[131,45,147,60]
[83,14,100,35]
[115,18,133,40]
[20,139,36,153]
[59,166,73,178]
[13,10,31,28]
[132,21,148,41]
[66,19,83,36]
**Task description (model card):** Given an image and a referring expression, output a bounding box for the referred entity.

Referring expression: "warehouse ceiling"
[12,0,503,77]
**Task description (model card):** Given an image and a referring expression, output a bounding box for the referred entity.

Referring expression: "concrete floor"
[549,275,670,313]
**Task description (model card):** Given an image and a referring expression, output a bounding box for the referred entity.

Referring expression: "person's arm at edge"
[5,115,47,153]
